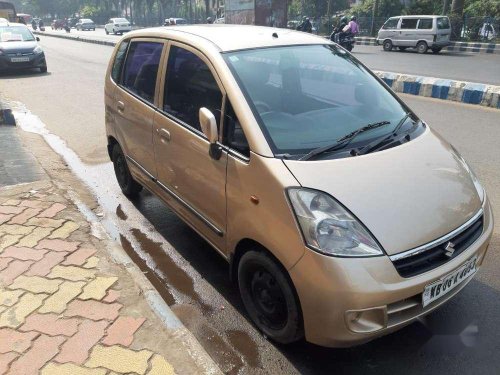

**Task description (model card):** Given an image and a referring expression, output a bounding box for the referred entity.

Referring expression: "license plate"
[422,256,477,307]
[11,57,29,62]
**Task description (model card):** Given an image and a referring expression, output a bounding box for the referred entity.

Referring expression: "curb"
[355,36,500,54]
[34,30,116,47]
[375,71,500,109]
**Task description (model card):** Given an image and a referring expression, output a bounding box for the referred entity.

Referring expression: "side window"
[418,18,433,30]
[121,41,163,103]
[223,101,250,157]
[111,40,129,82]
[383,18,399,30]
[400,18,418,29]
[163,45,223,132]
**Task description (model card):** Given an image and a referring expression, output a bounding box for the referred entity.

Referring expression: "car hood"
[0,41,37,52]
[283,128,482,256]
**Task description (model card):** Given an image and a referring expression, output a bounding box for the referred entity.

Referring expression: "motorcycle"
[64,25,71,33]
[333,32,355,52]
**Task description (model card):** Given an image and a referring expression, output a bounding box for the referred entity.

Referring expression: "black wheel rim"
[115,154,128,188]
[248,268,288,331]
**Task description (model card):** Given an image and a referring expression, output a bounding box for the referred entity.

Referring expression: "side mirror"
[36,37,40,41]
[199,107,222,160]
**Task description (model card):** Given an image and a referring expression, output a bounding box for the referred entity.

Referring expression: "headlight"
[33,45,43,54]
[288,188,383,257]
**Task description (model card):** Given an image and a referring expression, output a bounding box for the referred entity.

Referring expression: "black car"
[0,22,47,73]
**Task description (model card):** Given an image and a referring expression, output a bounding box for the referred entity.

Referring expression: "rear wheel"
[238,250,303,344]
[383,39,393,51]
[112,144,143,199]
[432,47,442,54]
[417,41,428,54]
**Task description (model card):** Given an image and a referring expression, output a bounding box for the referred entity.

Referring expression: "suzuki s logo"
[16,52,21,56]
[444,241,456,257]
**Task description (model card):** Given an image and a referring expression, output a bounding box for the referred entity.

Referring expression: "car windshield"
[224,44,410,157]
[115,18,128,23]
[0,25,35,42]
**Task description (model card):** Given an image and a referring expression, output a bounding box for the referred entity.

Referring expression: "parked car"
[377,15,451,54]
[105,25,492,347]
[163,17,188,26]
[50,19,64,30]
[105,18,131,35]
[76,18,95,31]
[214,17,225,24]
[0,22,47,73]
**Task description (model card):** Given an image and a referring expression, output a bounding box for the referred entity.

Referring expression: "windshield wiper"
[299,120,391,161]
[354,113,416,156]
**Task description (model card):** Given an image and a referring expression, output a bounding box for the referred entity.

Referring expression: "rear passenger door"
[153,42,227,251]
[113,39,166,179]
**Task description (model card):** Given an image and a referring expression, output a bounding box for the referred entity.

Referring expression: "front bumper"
[0,52,46,71]
[289,196,493,347]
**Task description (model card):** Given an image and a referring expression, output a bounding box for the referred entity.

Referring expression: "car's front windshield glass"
[0,26,35,42]
[224,44,410,157]
[115,18,128,23]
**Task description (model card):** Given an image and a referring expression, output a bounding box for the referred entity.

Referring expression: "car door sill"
[126,155,224,237]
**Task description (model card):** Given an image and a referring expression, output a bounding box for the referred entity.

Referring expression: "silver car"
[377,15,451,54]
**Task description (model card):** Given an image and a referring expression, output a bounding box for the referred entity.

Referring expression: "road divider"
[375,71,500,109]
[35,31,499,109]
[356,37,500,54]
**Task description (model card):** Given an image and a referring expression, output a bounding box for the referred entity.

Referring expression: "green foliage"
[348,0,402,18]
[464,0,500,18]
[405,0,442,15]
[80,5,99,18]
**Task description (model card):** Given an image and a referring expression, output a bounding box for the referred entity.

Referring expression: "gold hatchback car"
[105,25,493,347]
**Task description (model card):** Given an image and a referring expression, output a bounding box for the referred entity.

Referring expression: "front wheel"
[112,144,143,199]
[105,29,109,35]
[383,39,393,51]
[238,251,303,344]
[417,41,428,54]
[345,43,353,52]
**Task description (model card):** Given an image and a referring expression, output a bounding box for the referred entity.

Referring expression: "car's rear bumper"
[289,196,493,347]
[0,53,46,71]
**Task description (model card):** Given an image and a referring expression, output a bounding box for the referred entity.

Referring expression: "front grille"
[392,213,483,278]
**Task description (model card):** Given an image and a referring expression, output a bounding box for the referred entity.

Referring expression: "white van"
[377,15,451,54]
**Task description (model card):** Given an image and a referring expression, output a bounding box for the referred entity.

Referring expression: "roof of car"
[0,22,26,27]
[126,25,328,52]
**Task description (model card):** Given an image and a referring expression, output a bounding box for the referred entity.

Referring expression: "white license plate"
[422,256,477,307]
[11,57,30,62]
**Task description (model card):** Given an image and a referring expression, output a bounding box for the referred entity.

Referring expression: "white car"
[105,18,131,35]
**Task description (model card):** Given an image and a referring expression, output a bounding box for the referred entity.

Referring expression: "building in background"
[225,0,287,27]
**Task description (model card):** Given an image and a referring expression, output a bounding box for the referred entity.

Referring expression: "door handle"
[158,128,171,142]
[117,101,125,112]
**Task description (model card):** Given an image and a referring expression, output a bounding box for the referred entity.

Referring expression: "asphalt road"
[37,27,500,85]
[1,35,500,375]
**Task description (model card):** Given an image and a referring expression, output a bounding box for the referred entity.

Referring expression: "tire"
[383,39,393,51]
[39,66,47,73]
[238,250,303,344]
[398,46,407,51]
[346,44,353,52]
[111,144,143,198]
[432,47,442,54]
[417,41,428,54]
[105,29,109,35]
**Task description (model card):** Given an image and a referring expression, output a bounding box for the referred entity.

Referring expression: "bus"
[0,1,16,22]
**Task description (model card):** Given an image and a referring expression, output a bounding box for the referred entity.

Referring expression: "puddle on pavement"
[116,204,127,220]
[227,330,261,368]
[130,228,213,315]
[119,234,175,305]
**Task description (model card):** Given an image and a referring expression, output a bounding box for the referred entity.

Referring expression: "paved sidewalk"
[0,181,220,374]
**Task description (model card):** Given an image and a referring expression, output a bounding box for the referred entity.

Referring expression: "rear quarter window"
[418,18,433,29]
[111,40,129,82]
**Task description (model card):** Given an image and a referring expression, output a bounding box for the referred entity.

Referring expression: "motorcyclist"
[345,16,359,36]
[31,19,37,30]
[296,17,312,33]
[330,16,348,42]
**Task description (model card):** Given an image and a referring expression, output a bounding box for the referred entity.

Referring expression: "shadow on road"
[0,70,51,79]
